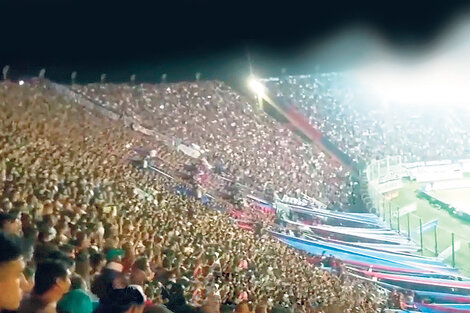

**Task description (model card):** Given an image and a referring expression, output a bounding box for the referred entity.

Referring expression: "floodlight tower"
[248,76,266,110]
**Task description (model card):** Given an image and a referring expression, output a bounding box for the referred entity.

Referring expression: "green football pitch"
[383,180,470,276]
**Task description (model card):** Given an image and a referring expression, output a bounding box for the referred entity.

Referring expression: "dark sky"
[2,0,470,84]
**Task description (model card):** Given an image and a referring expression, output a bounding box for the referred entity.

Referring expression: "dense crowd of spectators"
[71,81,353,209]
[265,73,470,166]
[0,80,386,313]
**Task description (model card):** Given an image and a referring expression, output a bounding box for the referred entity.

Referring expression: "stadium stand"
[0,79,388,313]
[70,81,354,209]
[263,73,470,166]
[2,72,469,313]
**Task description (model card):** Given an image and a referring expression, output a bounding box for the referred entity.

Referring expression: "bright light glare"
[352,17,470,107]
[354,59,470,107]
[18,80,24,86]
[248,77,266,97]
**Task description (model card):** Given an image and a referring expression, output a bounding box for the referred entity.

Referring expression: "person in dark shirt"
[93,285,145,313]
[17,260,71,313]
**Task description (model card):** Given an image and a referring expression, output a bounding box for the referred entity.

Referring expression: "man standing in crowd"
[0,212,21,235]
[18,260,71,313]
[57,276,95,313]
[0,232,26,312]
[93,285,145,313]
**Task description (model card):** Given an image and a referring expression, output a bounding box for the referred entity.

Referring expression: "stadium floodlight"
[248,76,266,98]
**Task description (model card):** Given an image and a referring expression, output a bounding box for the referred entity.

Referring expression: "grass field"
[433,188,470,212]
[384,180,470,276]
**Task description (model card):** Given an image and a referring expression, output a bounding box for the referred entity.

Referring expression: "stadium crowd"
[0,80,386,313]
[71,82,353,209]
[265,73,470,166]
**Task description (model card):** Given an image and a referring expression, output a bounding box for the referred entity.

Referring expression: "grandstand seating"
[263,73,470,166]
[0,80,387,313]
[1,75,469,313]
[71,81,354,209]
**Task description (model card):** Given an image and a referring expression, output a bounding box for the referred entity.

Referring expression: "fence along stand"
[407,214,411,241]
[419,218,423,255]
[397,207,400,233]
[382,201,385,222]
[452,233,455,268]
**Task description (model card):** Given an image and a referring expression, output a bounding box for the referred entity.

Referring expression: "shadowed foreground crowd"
[0,81,386,313]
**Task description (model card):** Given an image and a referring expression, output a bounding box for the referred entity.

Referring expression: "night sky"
[2,0,470,85]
